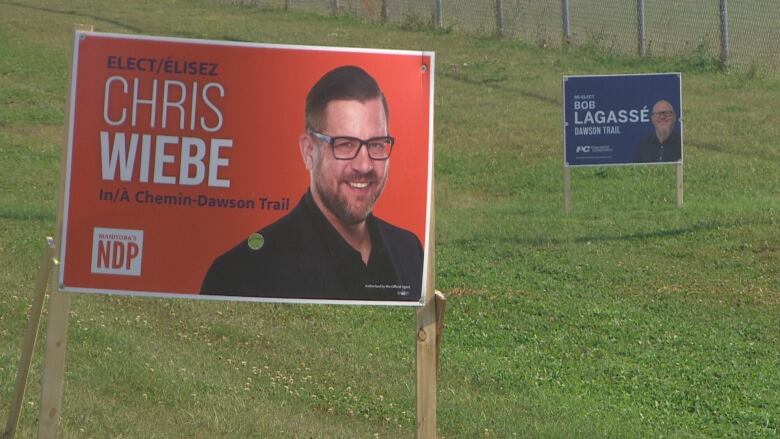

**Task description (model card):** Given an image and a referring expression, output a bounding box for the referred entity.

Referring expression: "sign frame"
[57,31,435,307]
[561,72,685,212]
[562,72,683,168]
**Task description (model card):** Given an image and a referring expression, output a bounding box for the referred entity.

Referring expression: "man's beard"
[314,170,387,226]
[656,125,673,142]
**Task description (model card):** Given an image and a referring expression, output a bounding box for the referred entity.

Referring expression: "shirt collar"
[302,189,386,264]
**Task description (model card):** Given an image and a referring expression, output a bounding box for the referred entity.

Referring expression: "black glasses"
[309,130,394,160]
[652,110,675,118]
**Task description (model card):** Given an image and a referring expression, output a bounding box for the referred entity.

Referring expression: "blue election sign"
[563,73,682,167]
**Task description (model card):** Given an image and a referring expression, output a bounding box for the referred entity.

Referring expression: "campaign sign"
[59,31,434,306]
[563,73,683,167]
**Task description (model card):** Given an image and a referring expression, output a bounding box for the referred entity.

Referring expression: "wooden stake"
[676,162,684,207]
[3,238,56,439]
[434,291,446,370]
[37,24,92,439]
[416,289,437,438]
[37,266,69,439]
[563,166,572,214]
[416,184,436,438]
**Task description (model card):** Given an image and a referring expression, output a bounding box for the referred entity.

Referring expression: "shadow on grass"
[687,140,780,162]
[445,218,765,248]
[3,1,143,33]
[573,220,729,243]
[440,71,560,107]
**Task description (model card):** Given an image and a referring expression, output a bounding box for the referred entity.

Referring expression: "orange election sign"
[59,31,433,306]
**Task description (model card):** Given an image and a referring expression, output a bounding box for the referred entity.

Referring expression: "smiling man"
[200,66,423,301]
[634,99,682,163]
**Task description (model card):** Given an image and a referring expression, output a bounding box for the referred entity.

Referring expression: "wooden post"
[37,265,69,439]
[434,291,446,370]
[416,184,436,438]
[3,238,56,439]
[36,24,92,439]
[416,290,437,438]
[563,166,572,214]
[676,162,684,207]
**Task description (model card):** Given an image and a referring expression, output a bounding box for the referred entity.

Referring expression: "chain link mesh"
[383,0,437,25]
[568,0,636,52]
[644,1,720,58]
[443,0,498,35]
[728,1,780,70]
[503,2,563,46]
[238,0,779,72]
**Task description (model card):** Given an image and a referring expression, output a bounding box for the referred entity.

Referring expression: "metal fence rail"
[231,0,779,72]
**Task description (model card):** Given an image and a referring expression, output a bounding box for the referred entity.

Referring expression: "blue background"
[563,73,682,166]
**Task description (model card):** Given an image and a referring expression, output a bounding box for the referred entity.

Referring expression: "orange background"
[60,32,432,295]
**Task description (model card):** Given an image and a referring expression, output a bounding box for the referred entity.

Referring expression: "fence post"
[381,0,388,22]
[332,0,339,15]
[637,0,646,55]
[561,0,571,44]
[284,0,290,11]
[495,0,504,36]
[435,0,443,28]
[719,0,729,67]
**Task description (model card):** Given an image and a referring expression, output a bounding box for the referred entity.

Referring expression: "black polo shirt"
[200,190,423,301]
[634,129,682,163]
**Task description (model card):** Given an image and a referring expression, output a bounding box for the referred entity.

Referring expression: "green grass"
[1,0,779,437]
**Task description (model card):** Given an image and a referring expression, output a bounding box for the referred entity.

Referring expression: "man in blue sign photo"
[634,99,682,163]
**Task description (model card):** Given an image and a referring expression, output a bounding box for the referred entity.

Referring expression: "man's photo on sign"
[634,99,682,163]
[200,65,423,301]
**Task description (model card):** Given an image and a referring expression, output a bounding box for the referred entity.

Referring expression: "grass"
[1,0,779,437]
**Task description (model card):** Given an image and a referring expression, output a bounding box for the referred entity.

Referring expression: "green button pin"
[247,233,264,250]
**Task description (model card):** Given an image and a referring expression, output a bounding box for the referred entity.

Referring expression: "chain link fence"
[228,0,779,72]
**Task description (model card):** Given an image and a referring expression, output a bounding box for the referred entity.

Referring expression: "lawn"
[1,0,778,437]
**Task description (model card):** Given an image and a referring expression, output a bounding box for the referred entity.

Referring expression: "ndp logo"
[91,227,144,276]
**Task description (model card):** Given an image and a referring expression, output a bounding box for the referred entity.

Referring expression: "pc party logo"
[91,227,144,276]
